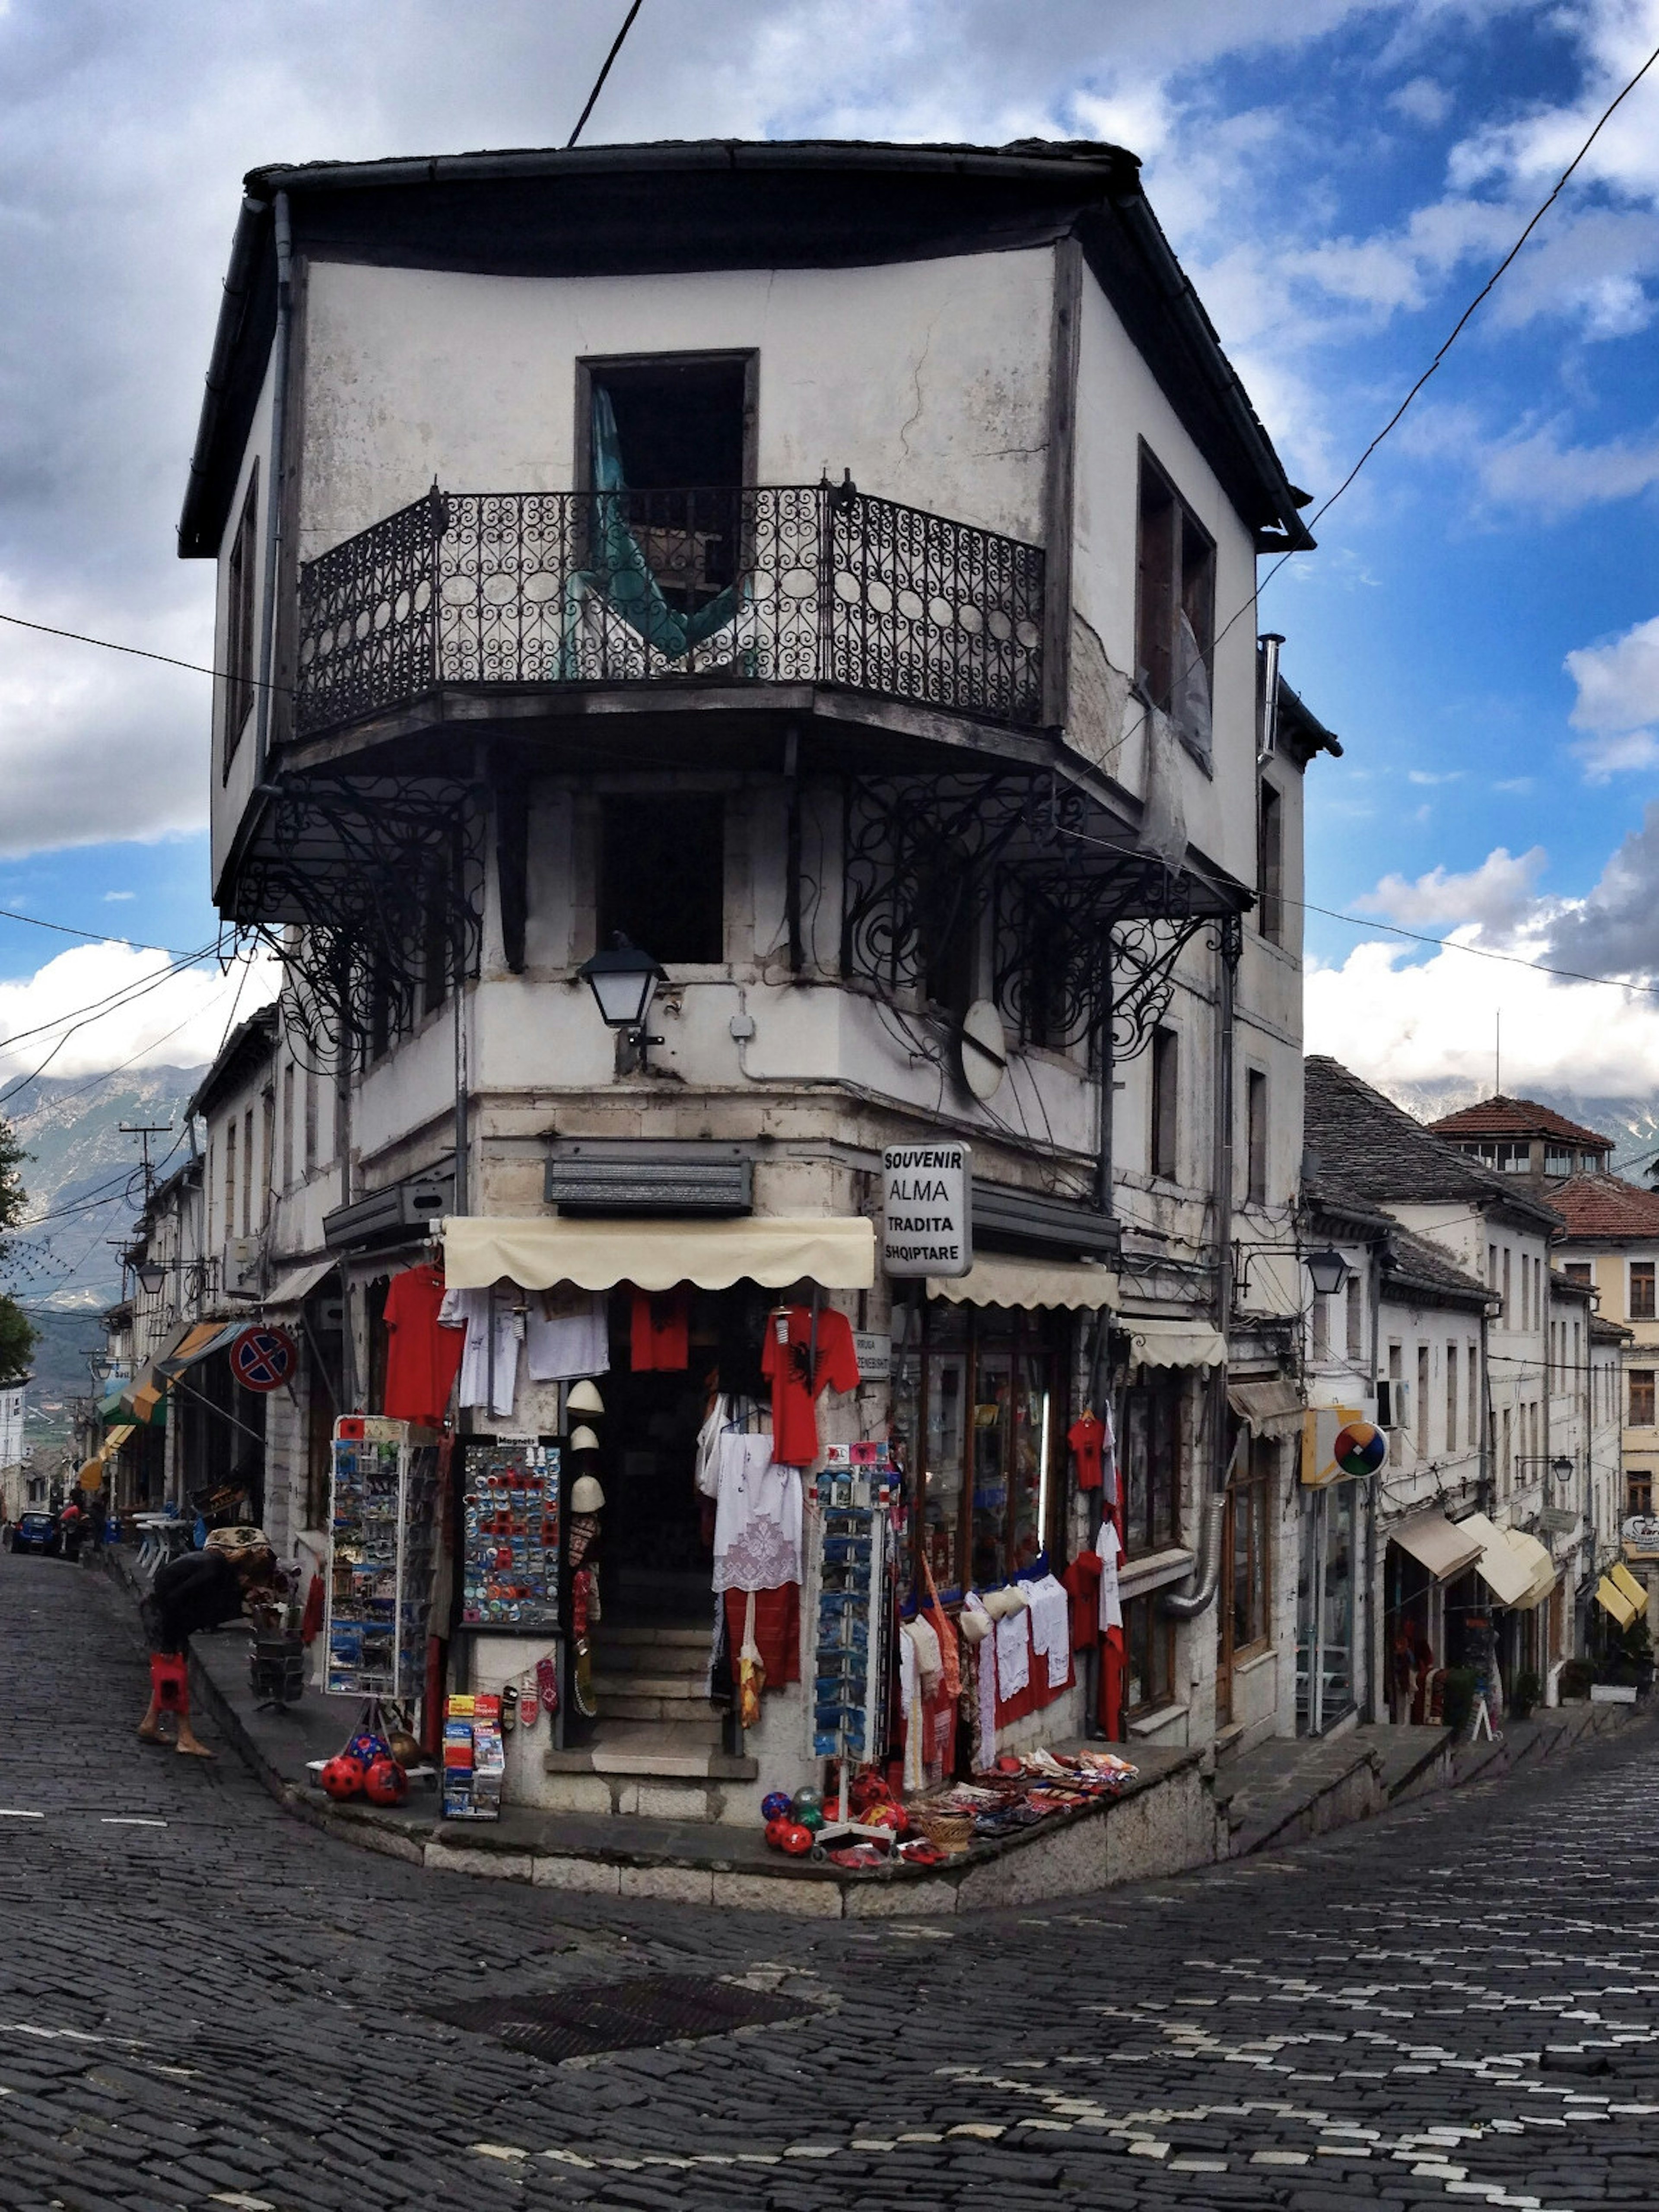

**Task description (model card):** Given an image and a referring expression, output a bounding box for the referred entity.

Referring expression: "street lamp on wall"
[1305,1247,1351,1298]
[578,934,666,1074]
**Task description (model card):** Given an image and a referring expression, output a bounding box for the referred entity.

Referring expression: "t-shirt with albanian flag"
[760,1305,861,1466]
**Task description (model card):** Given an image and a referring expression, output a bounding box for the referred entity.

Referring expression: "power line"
[0,606,278,693]
[567,0,645,148]
[0,904,194,958]
[1218,35,1659,652]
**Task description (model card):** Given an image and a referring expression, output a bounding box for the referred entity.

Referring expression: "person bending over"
[138,1526,276,1757]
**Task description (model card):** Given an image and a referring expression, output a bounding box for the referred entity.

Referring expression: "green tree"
[0,1117,37,1387]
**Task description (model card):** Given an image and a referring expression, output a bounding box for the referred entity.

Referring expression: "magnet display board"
[459,1437,561,1632]
[325,1415,442,1700]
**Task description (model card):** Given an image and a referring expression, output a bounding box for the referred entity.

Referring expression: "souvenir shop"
[317,1214,1160,1848]
[1381,1510,1557,1727]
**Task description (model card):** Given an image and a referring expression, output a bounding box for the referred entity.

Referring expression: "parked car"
[5,1512,61,1557]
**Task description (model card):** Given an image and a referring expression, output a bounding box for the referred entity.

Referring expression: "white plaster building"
[174,139,1335,1821]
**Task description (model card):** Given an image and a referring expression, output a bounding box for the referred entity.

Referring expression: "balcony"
[295,483,1045,741]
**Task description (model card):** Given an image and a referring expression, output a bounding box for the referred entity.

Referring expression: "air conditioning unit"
[1378,1378,1411,1430]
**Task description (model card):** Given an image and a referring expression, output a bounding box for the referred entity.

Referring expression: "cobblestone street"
[5,1552,1659,2212]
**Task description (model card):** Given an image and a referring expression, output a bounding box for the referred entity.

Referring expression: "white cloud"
[1567,613,1659,731]
[1573,728,1659,781]
[0,940,277,1085]
[102,890,135,902]
[1406,767,1462,784]
[1306,928,1659,1094]
[1389,74,1454,126]
[1475,418,1659,515]
[1353,843,1546,932]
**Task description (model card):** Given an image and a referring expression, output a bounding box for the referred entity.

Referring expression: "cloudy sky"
[0,0,1657,1105]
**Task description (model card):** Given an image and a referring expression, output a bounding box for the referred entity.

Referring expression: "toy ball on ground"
[790,1787,823,1819]
[861,1800,903,1834]
[386,1729,422,1767]
[849,1770,891,1811]
[346,1731,391,1768]
[764,1817,790,1850]
[761,1790,792,1822]
[779,1822,814,1856]
[321,1754,365,1800]
[795,1804,826,1834]
[362,1757,407,1807]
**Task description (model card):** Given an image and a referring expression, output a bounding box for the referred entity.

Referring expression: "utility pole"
[119,1123,173,1205]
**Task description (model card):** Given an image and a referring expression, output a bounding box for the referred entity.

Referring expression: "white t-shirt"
[1097,1520,1124,1635]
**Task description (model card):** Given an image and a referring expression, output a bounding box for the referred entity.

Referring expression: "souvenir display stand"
[808,1444,896,1855]
[458,1438,562,1633]
[324,1416,442,1704]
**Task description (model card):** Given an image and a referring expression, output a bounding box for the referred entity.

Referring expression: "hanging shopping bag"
[737,1589,766,1728]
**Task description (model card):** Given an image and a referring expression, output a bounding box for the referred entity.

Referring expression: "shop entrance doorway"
[1296,1478,1357,1735]
[601,1367,714,1626]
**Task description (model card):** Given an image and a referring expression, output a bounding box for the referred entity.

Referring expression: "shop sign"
[853,1331,891,1381]
[881,1142,971,1278]
[230,1325,298,1393]
[1539,1506,1577,1538]
[1622,1514,1659,1551]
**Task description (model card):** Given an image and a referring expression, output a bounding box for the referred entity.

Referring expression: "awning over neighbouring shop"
[102,1424,134,1452]
[259,1259,335,1309]
[1228,1378,1304,1439]
[1389,1510,1483,1582]
[440,1214,876,1293]
[1595,1573,1640,1629]
[1123,1317,1228,1370]
[119,1365,167,1426]
[98,1386,128,1422]
[76,1458,104,1493]
[156,1320,242,1378]
[1610,1560,1648,1615]
[928,1253,1118,1310]
[1459,1513,1556,1610]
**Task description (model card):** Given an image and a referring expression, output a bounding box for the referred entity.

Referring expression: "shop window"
[1150,1025,1179,1182]
[1631,1370,1656,1427]
[1135,446,1215,756]
[1244,1069,1268,1205]
[891,1299,1064,1599]
[223,463,258,772]
[1123,1591,1176,1716]
[598,793,725,964]
[1630,1471,1654,1516]
[1256,782,1284,945]
[1120,1379,1181,1557]
[1632,1262,1656,1320]
[1227,1440,1273,1659]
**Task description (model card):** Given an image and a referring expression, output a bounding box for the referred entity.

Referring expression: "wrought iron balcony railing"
[295,483,1045,739]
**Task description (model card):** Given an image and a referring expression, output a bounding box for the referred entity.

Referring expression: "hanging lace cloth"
[696,1397,801,1595]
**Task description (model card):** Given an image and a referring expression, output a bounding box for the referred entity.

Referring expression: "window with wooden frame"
[1631,1369,1656,1427]
[1631,1261,1656,1319]
[1563,1261,1592,1287]
[1150,1024,1179,1182]
[1135,445,1216,756]
[1630,1470,1654,1516]
[1123,1591,1176,1717]
[1225,1437,1274,1662]
[887,1296,1066,1602]
[223,464,259,772]
[1119,1375,1182,1557]
[1256,780,1284,944]
[1245,1068,1268,1206]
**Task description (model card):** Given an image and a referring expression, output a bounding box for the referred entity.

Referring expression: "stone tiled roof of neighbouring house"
[1303,1057,1562,1230]
[1426,1094,1613,1149]
[1382,1225,1494,1310]
[1549,1172,1659,1241]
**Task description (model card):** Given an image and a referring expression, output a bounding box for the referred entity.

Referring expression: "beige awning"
[441,1214,876,1293]
[102,1424,135,1452]
[1389,1510,1483,1582]
[928,1253,1118,1310]
[1611,1560,1648,1614]
[1596,1573,1640,1629]
[1459,1512,1554,1609]
[1228,1378,1304,1438]
[258,1259,335,1309]
[1124,1317,1228,1370]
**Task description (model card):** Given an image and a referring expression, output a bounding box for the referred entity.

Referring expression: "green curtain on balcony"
[561,391,743,672]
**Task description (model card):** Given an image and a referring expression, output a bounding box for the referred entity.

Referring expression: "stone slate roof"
[1427,1094,1613,1149]
[1304,1056,1562,1231]
[1550,1172,1659,1241]
[1381,1224,1493,1311]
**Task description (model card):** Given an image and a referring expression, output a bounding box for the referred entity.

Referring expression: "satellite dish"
[958,999,1008,1102]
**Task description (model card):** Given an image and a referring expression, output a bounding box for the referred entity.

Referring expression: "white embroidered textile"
[706,1430,802,1594]
[525,1287,610,1382]
[1021,1573,1071,1690]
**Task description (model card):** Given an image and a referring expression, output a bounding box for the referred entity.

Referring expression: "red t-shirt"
[1068,1411,1106,1491]
[383,1263,464,1427]
[631,1284,690,1371]
[760,1305,860,1466]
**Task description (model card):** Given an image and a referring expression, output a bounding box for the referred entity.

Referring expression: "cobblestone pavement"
[5,1553,1659,2212]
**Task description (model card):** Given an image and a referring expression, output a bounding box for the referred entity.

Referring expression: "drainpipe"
[252,191,293,785]
[1165,915,1241,1622]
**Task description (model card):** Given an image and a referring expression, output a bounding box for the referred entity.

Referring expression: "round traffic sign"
[231,1325,298,1393]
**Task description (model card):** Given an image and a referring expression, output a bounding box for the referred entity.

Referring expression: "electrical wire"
[566,0,645,148]
[0,904,196,958]
[0,948,220,1109]
[1218,35,1659,653]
